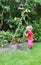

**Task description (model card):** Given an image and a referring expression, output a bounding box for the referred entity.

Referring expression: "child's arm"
[24,30,28,36]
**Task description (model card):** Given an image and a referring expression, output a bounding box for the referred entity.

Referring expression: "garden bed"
[0,43,17,52]
[0,42,25,52]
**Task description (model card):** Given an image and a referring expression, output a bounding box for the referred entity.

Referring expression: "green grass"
[0,42,41,65]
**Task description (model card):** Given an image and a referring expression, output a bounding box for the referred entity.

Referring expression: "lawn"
[0,42,41,65]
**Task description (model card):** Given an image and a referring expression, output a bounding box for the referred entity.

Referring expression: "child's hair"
[26,25,32,30]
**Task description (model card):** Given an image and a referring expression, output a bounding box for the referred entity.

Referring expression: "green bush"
[32,20,41,41]
[0,0,41,43]
[0,31,13,47]
[7,17,20,32]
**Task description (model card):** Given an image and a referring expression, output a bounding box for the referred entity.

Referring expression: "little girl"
[24,25,33,49]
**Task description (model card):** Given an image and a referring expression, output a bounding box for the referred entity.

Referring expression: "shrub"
[0,31,13,47]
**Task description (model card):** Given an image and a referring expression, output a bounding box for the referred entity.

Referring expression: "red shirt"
[28,30,33,40]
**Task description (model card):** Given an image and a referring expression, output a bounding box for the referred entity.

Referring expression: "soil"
[0,43,24,52]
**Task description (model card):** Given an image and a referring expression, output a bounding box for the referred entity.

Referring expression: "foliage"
[32,20,41,41]
[34,0,41,4]
[0,0,41,43]
[0,31,13,47]
[7,17,20,31]
[12,0,41,42]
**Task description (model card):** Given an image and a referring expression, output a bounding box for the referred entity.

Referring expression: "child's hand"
[24,32,28,36]
[25,34,28,36]
[33,39,34,41]
[24,30,28,36]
